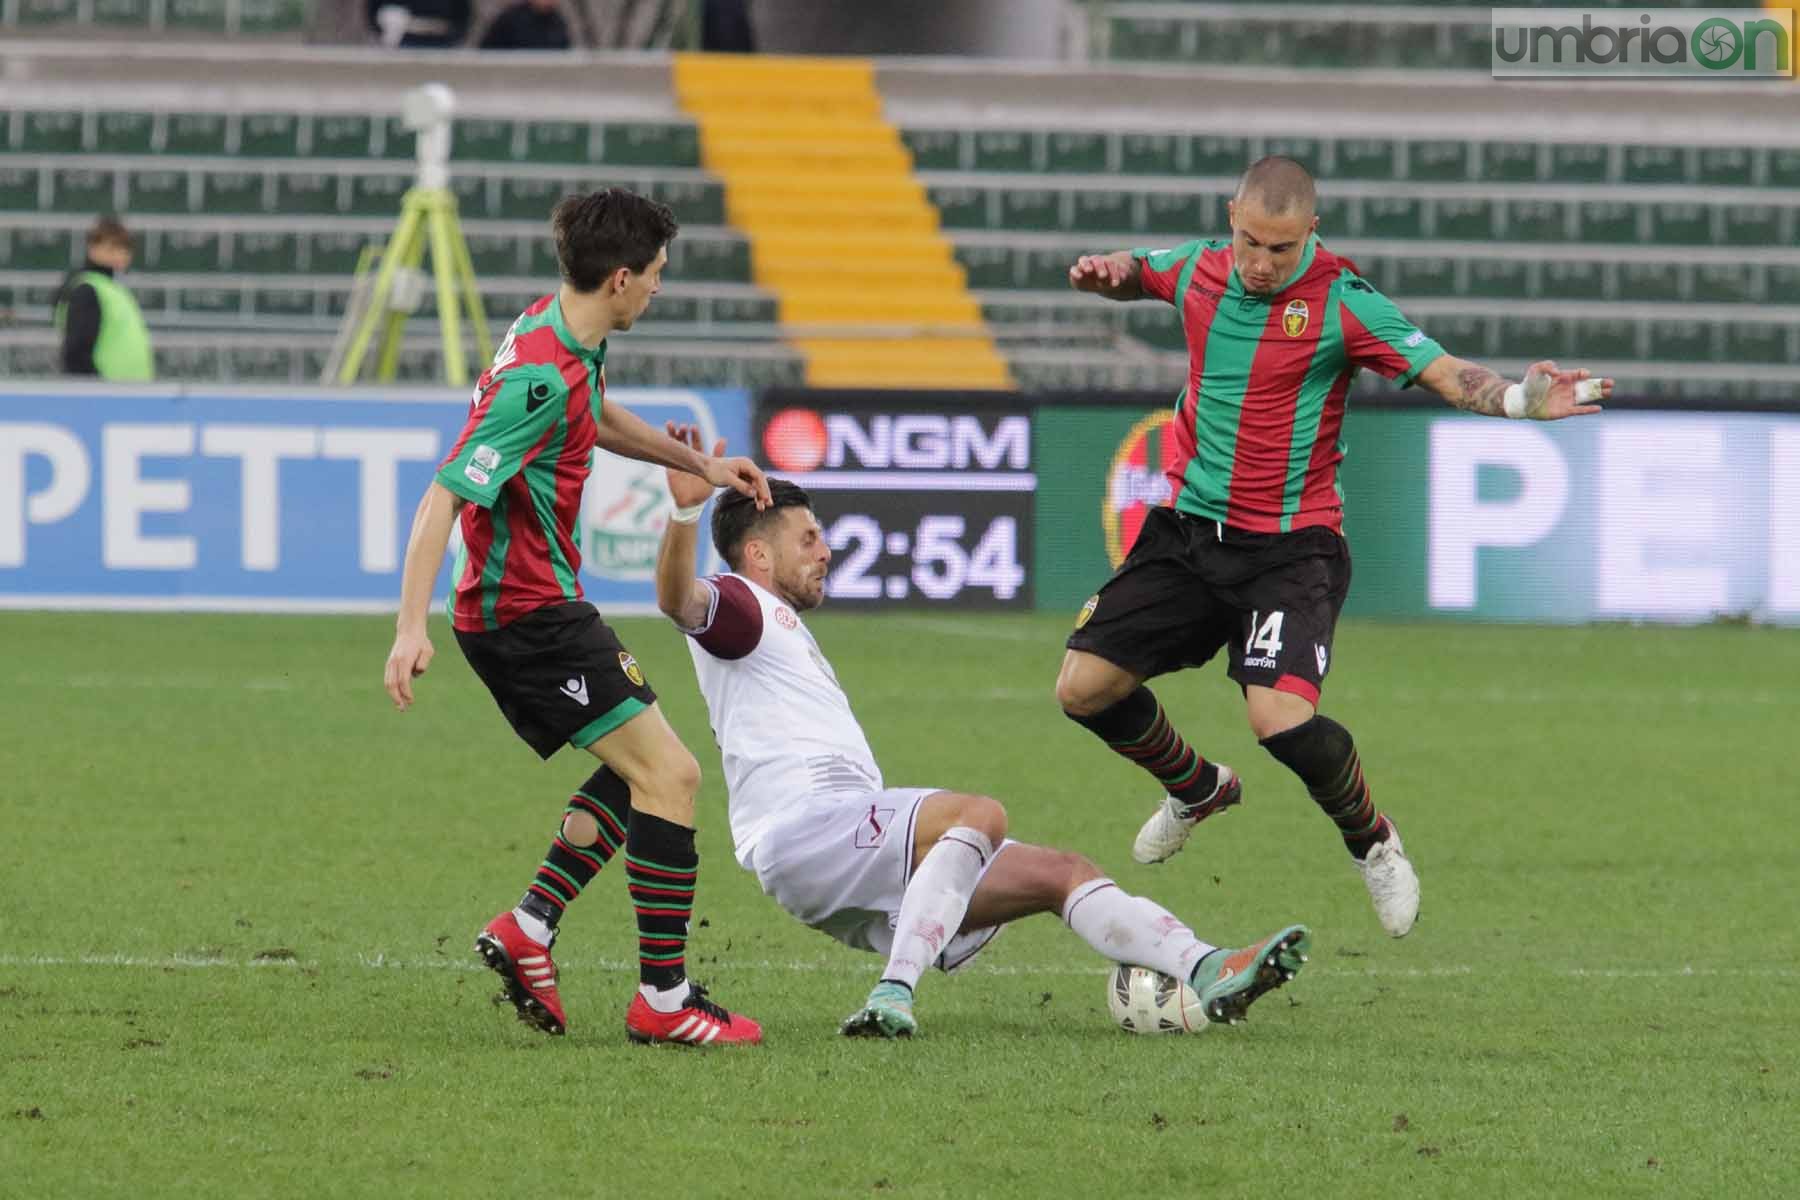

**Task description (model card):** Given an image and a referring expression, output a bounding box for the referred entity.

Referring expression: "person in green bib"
[53,216,154,381]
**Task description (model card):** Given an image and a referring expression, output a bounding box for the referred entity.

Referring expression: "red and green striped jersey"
[435,294,607,632]
[1134,235,1445,535]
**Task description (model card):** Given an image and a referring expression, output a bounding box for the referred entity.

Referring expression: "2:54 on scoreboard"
[823,507,1030,607]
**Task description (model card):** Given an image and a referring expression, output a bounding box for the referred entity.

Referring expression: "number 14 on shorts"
[1247,610,1286,659]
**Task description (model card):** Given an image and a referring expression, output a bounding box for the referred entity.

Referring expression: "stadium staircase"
[672,53,1011,389]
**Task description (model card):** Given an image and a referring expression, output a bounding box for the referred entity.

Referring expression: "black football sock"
[1068,685,1220,810]
[624,809,698,991]
[1260,715,1386,859]
[517,767,630,929]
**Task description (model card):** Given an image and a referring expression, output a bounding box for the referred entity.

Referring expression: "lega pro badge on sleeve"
[465,444,503,486]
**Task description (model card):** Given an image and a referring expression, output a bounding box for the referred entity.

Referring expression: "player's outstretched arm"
[1416,355,1609,420]
[1068,251,1145,301]
[384,481,464,711]
[598,400,771,508]
[654,422,718,631]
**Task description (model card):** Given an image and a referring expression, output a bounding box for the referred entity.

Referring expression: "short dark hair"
[711,479,814,571]
[550,188,678,292]
[87,215,132,250]
[1235,156,1316,218]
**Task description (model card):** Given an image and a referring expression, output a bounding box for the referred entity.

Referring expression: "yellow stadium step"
[729,201,939,236]
[794,338,1014,388]
[674,50,1012,389]
[701,140,913,175]
[779,291,982,328]
[755,261,968,294]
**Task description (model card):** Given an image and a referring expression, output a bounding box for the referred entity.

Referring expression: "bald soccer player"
[1056,156,1608,938]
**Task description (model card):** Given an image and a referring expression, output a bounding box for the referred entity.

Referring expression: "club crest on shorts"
[1282,299,1310,338]
[617,651,645,687]
[1076,595,1099,629]
[855,805,896,849]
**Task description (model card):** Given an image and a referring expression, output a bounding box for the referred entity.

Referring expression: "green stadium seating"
[166,0,229,32]
[601,123,700,168]
[1573,319,1639,360]
[928,186,986,230]
[1141,192,1215,234]
[127,169,191,214]
[234,231,300,274]
[1434,198,1497,241]
[1623,145,1687,184]
[18,0,80,23]
[0,167,36,211]
[1361,197,1423,239]
[902,129,961,171]
[955,245,1016,289]
[1392,256,1456,298]
[1769,150,1800,189]
[238,0,308,35]
[1422,315,1489,358]
[1047,132,1109,175]
[1541,261,1606,300]
[647,179,724,226]
[1071,189,1133,233]
[240,113,302,158]
[276,172,339,216]
[1334,138,1397,181]
[1650,203,1712,244]
[999,188,1060,232]
[1574,200,1633,242]
[254,287,320,319]
[22,111,83,154]
[1696,147,1755,187]
[525,121,594,166]
[305,231,366,274]
[312,115,375,159]
[349,173,410,217]
[973,130,1034,173]
[453,119,516,163]
[1692,264,1753,304]
[96,111,155,156]
[1618,262,1684,302]
[7,228,73,270]
[179,286,242,317]
[1190,137,1248,177]
[1550,143,1610,183]
[1120,134,1180,177]
[1649,319,1716,362]
[1496,315,1571,359]
[50,167,114,213]
[1721,205,1783,246]
[1481,142,1539,184]
[203,170,267,215]
[1466,259,1529,299]
[166,113,230,157]
[497,176,561,222]
[1407,140,1468,183]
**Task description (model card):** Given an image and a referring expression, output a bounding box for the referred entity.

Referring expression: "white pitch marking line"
[0,954,1794,981]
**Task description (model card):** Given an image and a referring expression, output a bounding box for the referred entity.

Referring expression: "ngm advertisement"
[1035,402,1800,626]
[752,390,1033,610]
[0,384,749,612]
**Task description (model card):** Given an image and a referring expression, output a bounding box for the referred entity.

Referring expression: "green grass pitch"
[2,611,1795,1197]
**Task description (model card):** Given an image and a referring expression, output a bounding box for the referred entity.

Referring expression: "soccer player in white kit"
[653,426,1313,1038]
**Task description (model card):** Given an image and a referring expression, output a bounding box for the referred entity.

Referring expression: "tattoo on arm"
[1447,364,1509,417]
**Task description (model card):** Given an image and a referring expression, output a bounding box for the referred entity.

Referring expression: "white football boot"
[1131,764,1242,865]
[1356,820,1420,937]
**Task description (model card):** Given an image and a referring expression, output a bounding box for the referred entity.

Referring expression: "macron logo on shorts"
[560,676,589,706]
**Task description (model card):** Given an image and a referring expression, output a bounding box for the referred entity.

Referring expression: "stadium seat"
[1725,323,1791,364]
[240,113,302,158]
[275,172,340,217]
[312,115,376,159]
[127,168,191,213]
[1573,318,1639,359]
[1618,262,1684,302]
[1434,198,1498,241]
[235,232,301,275]
[1481,142,1540,184]
[1691,264,1752,304]
[1509,200,1570,242]
[1361,198,1424,240]
[1573,200,1634,242]
[525,121,594,165]
[1334,138,1398,181]
[1190,137,1250,177]
[1541,260,1606,300]
[203,170,268,215]
[1650,203,1713,244]
[96,111,155,156]
[22,111,84,154]
[1721,205,1783,245]
[1623,145,1688,185]
[0,167,36,211]
[1047,132,1109,175]
[1466,259,1529,299]
[1120,134,1181,177]
[166,112,231,157]
[1649,320,1716,362]
[6,228,73,270]
[1696,147,1755,187]
[1406,140,1469,183]
[1393,256,1457,298]
[973,130,1034,173]
[601,123,701,168]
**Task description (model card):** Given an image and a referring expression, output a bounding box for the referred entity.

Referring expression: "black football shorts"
[1065,506,1352,704]
[455,601,658,759]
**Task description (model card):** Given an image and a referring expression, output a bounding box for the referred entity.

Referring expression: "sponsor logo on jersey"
[774,606,797,630]
[1403,329,1427,349]
[1076,595,1099,629]
[463,463,491,486]
[1102,411,1178,568]
[1282,299,1310,338]
[559,675,589,706]
[618,651,645,688]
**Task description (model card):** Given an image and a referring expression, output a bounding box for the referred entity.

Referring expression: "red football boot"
[474,911,567,1036]
[625,983,762,1046]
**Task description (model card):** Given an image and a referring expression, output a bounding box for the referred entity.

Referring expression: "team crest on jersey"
[774,606,797,630]
[1282,299,1310,338]
[618,651,645,687]
[1076,595,1099,629]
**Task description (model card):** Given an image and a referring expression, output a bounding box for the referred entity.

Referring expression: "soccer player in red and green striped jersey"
[1056,157,1608,938]
[382,188,771,1045]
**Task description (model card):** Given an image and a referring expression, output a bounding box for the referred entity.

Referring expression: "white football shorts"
[748,787,1012,973]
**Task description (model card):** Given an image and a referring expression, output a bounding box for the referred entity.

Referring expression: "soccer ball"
[1107,964,1208,1035]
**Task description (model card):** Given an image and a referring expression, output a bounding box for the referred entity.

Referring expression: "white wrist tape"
[1502,383,1529,419]
[1574,379,1605,403]
[669,501,707,525]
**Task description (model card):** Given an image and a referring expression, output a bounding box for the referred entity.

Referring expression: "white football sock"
[880,826,993,991]
[511,906,553,947]
[1061,878,1216,983]
[638,980,692,1013]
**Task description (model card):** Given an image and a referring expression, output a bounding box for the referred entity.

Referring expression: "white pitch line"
[1,954,1795,981]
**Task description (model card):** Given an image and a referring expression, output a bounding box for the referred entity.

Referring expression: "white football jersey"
[683,573,882,866]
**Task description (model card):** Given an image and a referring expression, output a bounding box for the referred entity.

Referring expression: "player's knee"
[1246,691,1316,741]
[561,809,600,848]
[1057,849,1102,892]
[956,794,1008,846]
[669,748,702,800]
[1055,671,1108,717]
[1260,713,1354,778]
